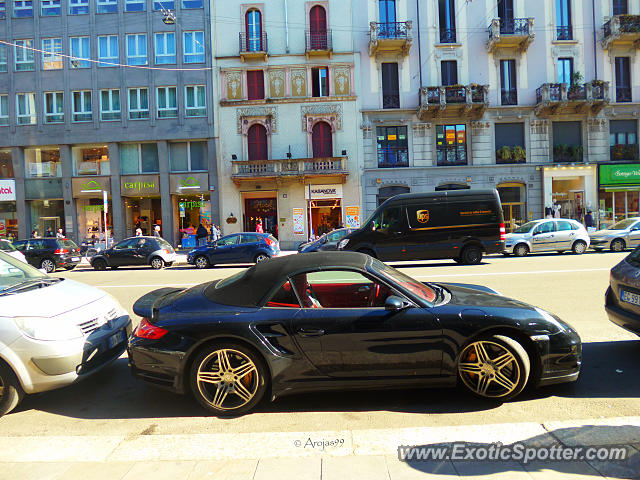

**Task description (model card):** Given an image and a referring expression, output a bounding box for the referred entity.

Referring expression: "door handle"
[358,286,371,292]
[298,328,325,337]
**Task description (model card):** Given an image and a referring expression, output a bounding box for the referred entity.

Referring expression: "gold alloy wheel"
[458,340,520,398]
[196,348,259,411]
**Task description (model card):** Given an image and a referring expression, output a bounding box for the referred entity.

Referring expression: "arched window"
[248,124,267,161]
[246,9,262,51]
[377,185,409,206]
[309,5,327,49]
[312,121,332,158]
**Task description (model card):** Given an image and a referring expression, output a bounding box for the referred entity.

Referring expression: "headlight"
[534,307,567,334]
[14,317,83,341]
[338,239,349,249]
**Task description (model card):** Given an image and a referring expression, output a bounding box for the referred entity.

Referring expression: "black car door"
[108,239,137,266]
[25,239,46,267]
[134,238,154,265]
[290,269,442,378]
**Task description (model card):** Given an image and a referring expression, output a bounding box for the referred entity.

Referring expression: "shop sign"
[170,173,209,194]
[82,205,105,213]
[121,176,160,195]
[345,206,360,228]
[293,208,305,235]
[304,184,343,200]
[72,177,111,197]
[600,164,640,186]
[179,200,206,210]
[0,180,16,201]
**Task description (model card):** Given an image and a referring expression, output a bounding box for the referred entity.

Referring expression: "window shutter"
[312,122,332,158]
[248,124,267,160]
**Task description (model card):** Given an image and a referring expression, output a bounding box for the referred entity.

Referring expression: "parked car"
[503,219,590,256]
[0,251,131,417]
[337,189,505,265]
[605,246,640,336]
[187,232,279,269]
[298,228,353,253]
[12,238,81,273]
[90,236,176,270]
[589,217,640,252]
[128,251,581,416]
[0,239,27,263]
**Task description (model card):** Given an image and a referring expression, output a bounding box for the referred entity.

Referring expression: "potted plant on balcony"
[496,145,512,163]
[553,144,569,162]
[569,145,583,162]
[568,71,584,100]
[612,144,626,160]
[512,145,526,163]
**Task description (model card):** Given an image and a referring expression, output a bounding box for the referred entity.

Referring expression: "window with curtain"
[44,91,64,123]
[438,0,456,43]
[248,124,268,160]
[156,86,177,118]
[246,9,262,51]
[500,59,517,105]
[247,71,265,100]
[309,5,328,49]
[98,35,118,66]
[377,126,408,167]
[185,85,206,117]
[382,62,399,108]
[556,0,572,40]
[155,32,176,64]
[558,57,573,84]
[615,57,631,103]
[613,0,627,15]
[0,95,8,126]
[312,122,332,158]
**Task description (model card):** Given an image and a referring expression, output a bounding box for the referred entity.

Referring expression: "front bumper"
[8,314,132,394]
[589,238,611,249]
[533,328,582,387]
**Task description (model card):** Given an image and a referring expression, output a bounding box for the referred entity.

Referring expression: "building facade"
[358,0,640,232]
[0,0,217,246]
[212,0,363,250]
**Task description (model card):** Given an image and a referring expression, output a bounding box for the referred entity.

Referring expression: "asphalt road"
[3,251,640,438]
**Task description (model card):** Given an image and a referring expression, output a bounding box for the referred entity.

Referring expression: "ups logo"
[416,210,430,224]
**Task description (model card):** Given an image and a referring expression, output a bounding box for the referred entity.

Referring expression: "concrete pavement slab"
[585,446,640,479]
[543,417,640,447]
[385,456,459,480]
[253,457,320,480]
[51,461,135,480]
[521,460,604,479]
[186,460,259,480]
[451,460,534,479]
[0,435,124,462]
[0,462,72,480]
[121,461,197,480]
[321,455,389,480]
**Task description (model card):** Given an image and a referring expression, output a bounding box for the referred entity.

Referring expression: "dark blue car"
[297,228,353,253]
[187,232,280,269]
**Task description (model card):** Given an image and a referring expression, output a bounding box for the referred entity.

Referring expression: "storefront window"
[73,145,110,176]
[76,198,112,242]
[0,150,14,178]
[552,177,584,221]
[175,193,211,247]
[377,126,408,168]
[0,201,18,240]
[125,197,162,237]
[436,124,467,166]
[25,148,61,178]
[30,199,64,235]
[169,141,206,172]
[120,143,159,174]
[610,120,638,161]
[244,197,277,236]
[310,199,342,236]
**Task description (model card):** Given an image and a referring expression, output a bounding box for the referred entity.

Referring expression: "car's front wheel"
[254,253,270,263]
[0,363,23,417]
[572,240,587,254]
[458,335,530,401]
[40,258,56,273]
[610,239,626,252]
[92,258,107,271]
[194,255,210,269]
[460,245,483,265]
[190,343,268,416]
[150,257,164,269]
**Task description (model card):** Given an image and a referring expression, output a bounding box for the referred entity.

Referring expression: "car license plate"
[71,257,80,262]
[108,330,125,349]
[620,290,640,306]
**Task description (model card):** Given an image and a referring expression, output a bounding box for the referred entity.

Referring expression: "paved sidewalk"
[1,417,639,479]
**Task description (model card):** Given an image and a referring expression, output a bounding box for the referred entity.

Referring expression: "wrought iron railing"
[439,28,457,43]
[488,17,532,38]
[501,89,518,106]
[616,86,632,102]
[556,25,573,40]
[239,32,268,53]
[605,14,640,40]
[305,29,332,51]
[383,93,400,109]
[445,86,466,103]
[372,21,409,39]
[567,84,587,100]
[420,85,489,109]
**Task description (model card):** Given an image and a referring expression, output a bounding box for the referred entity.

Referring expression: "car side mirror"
[385,295,406,311]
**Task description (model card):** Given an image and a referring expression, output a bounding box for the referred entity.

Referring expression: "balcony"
[611,144,639,161]
[616,85,632,103]
[239,32,268,62]
[534,81,609,116]
[418,84,490,121]
[305,29,333,59]
[556,25,573,40]
[501,88,518,106]
[231,157,348,185]
[369,21,412,56]
[602,15,640,49]
[487,18,534,53]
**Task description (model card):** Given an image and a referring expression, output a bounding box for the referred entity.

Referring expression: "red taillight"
[134,318,168,340]
[54,248,69,254]
[265,237,275,247]
[162,248,170,254]
[499,223,506,241]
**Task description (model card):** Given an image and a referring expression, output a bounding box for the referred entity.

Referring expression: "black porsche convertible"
[128,252,581,416]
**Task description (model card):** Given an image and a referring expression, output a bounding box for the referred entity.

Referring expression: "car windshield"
[0,251,47,291]
[0,241,16,252]
[371,258,436,304]
[609,219,638,230]
[512,221,538,233]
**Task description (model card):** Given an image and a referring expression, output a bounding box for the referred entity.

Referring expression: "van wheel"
[572,240,587,255]
[460,245,482,265]
[0,362,23,417]
[513,244,529,257]
[357,249,377,259]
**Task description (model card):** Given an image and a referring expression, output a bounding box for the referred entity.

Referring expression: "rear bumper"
[606,303,640,336]
[57,255,82,267]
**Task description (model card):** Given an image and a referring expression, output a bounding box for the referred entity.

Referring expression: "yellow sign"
[416,210,430,224]
[388,134,397,141]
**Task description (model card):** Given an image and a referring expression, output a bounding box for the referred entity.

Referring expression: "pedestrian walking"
[256,219,264,233]
[153,225,162,238]
[196,223,209,246]
[56,228,64,238]
[135,227,143,237]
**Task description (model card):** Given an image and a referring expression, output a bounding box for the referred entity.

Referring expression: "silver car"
[589,217,640,252]
[504,218,590,256]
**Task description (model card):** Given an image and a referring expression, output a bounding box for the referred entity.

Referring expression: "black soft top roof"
[204,251,370,307]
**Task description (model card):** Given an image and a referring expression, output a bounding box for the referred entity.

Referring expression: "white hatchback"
[0,239,27,263]
[0,251,131,417]
[504,218,590,256]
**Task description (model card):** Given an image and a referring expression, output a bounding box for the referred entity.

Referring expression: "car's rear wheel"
[513,244,529,257]
[572,240,587,254]
[458,335,530,401]
[194,256,210,269]
[190,343,268,416]
[92,258,107,271]
[0,363,23,417]
[150,257,164,269]
[610,239,626,252]
[40,258,56,273]
[254,253,270,263]
[460,245,482,265]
